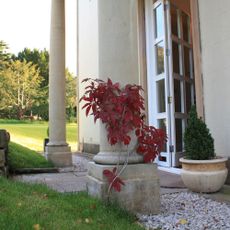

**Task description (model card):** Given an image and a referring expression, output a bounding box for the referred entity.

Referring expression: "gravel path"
[138,192,230,230]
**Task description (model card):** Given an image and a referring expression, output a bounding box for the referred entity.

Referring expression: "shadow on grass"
[8,142,54,171]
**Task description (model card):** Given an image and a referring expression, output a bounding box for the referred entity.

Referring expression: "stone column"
[46,0,72,167]
[86,0,160,214]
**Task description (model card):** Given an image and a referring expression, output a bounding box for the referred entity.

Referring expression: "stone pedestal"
[45,146,72,167]
[87,162,160,214]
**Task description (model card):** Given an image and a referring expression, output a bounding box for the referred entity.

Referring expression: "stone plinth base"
[87,162,160,214]
[45,146,72,167]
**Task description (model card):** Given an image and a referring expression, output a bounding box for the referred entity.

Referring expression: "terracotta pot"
[179,157,228,193]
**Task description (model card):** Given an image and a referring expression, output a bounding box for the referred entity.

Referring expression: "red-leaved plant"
[103,167,125,192]
[80,78,167,192]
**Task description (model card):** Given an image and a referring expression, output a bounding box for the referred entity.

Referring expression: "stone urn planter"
[93,151,144,164]
[80,78,167,214]
[180,157,228,193]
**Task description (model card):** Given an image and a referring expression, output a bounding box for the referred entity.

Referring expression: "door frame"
[141,0,203,168]
[145,0,173,167]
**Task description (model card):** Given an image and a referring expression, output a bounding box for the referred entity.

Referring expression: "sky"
[0,0,77,74]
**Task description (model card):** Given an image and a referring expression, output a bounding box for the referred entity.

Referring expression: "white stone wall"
[78,0,100,148]
[199,0,230,157]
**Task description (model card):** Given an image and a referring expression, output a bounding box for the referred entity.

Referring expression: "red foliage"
[80,78,145,146]
[80,78,167,192]
[136,125,167,163]
[103,167,125,192]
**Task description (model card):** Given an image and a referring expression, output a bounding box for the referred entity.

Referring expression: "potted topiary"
[180,106,228,193]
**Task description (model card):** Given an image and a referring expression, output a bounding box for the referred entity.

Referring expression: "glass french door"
[145,0,195,167]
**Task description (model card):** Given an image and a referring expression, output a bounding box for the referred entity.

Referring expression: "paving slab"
[12,152,230,205]
[158,170,186,188]
[13,153,90,193]
[13,172,87,192]
[201,185,230,204]
[160,187,188,194]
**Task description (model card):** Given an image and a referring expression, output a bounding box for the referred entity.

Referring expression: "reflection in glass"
[175,119,183,151]
[156,41,164,75]
[172,42,181,74]
[186,83,192,113]
[170,6,180,37]
[158,155,167,162]
[157,79,166,113]
[174,79,181,112]
[158,119,167,152]
[182,12,190,42]
[154,4,164,38]
[184,46,191,77]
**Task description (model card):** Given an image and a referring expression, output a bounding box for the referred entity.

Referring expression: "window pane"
[172,42,181,74]
[156,41,164,75]
[186,82,192,113]
[184,46,191,77]
[182,12,190,43]
[170,6,180,37]
[174,79,182,112]
[157,79,165,113]
[175,119,183,151]
[158,119,167,152]
[154,4,164,38]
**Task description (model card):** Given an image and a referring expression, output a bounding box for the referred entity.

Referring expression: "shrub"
[184,105,215,160]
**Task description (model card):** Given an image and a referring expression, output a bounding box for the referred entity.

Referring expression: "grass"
[0,177,143,230]
[0,121,78,152]
[0,119,46,124]
[8,142,54,170]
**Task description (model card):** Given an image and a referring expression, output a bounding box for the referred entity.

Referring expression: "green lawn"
[0,177,143,230]
[0,121,78,152]
[8,142,54,170]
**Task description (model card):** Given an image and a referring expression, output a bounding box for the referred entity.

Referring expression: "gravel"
[137,192,230,230]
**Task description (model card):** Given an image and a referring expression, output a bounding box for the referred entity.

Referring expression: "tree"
[0,42,10,110]
[12,48,49,120]
[10,48,77,121]
[66,69,77,121]
[0,60,43,119]
[0,41,11,71]
[13,48,49,87]
[0,41,10,61]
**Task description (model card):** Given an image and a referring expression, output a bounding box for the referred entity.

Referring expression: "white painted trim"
[145,0,195,168]
[145,0,172,167]
[145,0,157,126]
[158,166,181,175]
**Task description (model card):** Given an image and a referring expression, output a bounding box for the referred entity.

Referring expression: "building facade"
[76,0,230,171]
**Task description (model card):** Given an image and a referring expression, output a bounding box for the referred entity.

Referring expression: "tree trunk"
[17,108,24,120]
